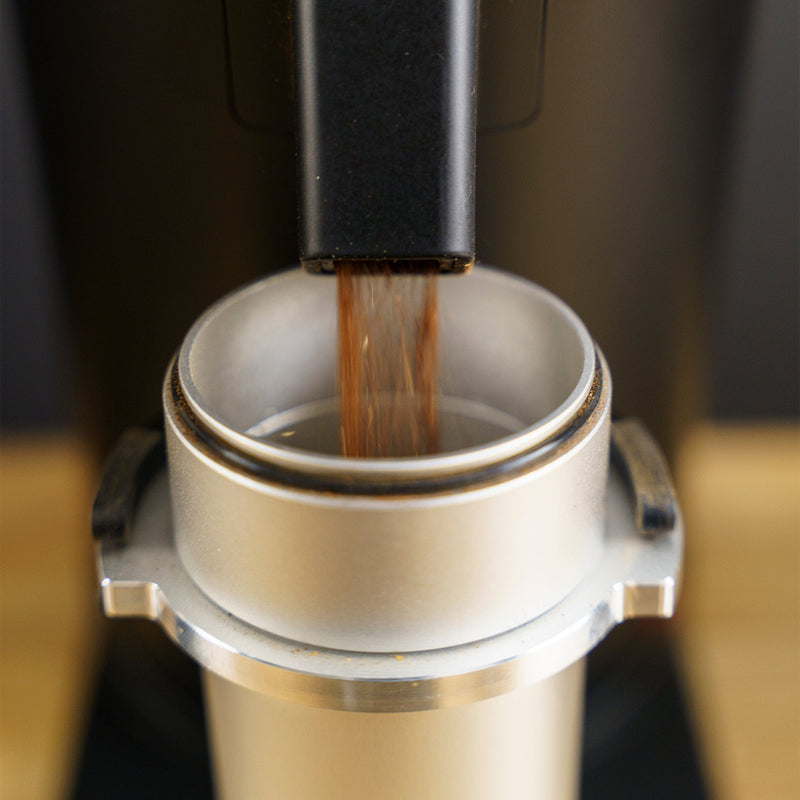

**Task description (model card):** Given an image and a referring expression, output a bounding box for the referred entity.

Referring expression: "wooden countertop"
[1,424,798,799]
[0,435,99,800]
[674,424,800,800]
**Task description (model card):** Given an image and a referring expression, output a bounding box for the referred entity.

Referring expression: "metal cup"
[95,266,681,799]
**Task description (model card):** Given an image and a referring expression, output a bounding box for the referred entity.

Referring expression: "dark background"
[2,0,797,440]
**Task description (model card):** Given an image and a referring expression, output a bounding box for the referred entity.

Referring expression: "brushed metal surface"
[163,267,612,652]
[97,461,682,713]
[176,266,597,479]
[203,659,585,800]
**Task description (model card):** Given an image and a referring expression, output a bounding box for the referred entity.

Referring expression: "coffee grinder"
[93,2,683,797]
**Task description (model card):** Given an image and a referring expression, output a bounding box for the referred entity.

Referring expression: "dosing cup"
[164,266,610,653]
[95,265,681,800]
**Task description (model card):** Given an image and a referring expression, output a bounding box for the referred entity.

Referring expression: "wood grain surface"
[675,424,800,800]
[0,436,100,800]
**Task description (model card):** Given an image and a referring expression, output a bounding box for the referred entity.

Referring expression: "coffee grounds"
[337,261,439,457]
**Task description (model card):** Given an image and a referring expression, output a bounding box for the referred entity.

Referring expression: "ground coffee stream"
[337,261,440,457]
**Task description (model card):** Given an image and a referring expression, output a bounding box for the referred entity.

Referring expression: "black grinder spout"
[293,0,479,274]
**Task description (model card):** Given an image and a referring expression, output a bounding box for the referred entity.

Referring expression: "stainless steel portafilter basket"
[94,266,682,800]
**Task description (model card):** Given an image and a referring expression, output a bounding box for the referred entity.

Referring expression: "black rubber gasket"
[168,353,606,498]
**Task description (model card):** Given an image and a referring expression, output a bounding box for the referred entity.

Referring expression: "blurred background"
[1,0,797,798]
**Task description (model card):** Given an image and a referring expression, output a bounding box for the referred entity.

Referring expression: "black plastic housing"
[293,0,478,272]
